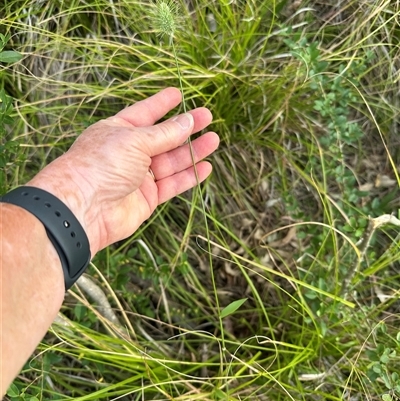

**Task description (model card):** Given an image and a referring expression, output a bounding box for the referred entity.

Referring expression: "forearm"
[0,203,65,394]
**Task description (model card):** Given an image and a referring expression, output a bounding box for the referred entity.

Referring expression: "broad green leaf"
[380,353,390,364]
[0,50,23,63]
[4,141,19,150]
[366,350,380,362]
[6,383,19,397]
[74,303,87,321]
[220,298,247,318]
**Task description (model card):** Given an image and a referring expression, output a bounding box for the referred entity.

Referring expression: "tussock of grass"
[2,0,400,400]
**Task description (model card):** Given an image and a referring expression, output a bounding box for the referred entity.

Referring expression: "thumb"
[144,113,194,157]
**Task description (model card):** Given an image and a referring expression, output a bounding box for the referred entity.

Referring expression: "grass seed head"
[153,0,180,43]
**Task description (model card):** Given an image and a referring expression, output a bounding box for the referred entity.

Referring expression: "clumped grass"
[1,0,400,400]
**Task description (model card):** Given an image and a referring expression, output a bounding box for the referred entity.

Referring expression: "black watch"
[0,186,91,290]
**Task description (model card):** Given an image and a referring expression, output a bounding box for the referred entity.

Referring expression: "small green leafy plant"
[366,323,400,401]
[0,33,23,194]
[281,36,385,334]
[285,37,371,234]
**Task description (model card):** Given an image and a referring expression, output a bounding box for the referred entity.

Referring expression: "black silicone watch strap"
[0,186,91,290]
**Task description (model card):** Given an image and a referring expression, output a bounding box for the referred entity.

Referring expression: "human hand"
[28,88,219,255]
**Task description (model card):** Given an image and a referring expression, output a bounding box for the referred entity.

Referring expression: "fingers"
[150,132,219,180]
[156,162,213,204]
[114,87,182,127]
[106,107,212,134]
[184,108,213,134]
[141,108,213,157]
[107,87,213,158]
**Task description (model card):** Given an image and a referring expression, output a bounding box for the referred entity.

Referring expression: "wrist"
[27,155,101,255]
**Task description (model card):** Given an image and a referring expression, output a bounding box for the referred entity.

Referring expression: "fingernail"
[172,113,193,130]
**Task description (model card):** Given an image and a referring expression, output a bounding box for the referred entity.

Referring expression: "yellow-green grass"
[1,0,400,400]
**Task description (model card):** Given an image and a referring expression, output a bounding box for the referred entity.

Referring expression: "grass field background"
[1,0,400,400]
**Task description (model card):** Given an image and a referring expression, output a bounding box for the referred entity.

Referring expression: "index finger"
[114,87,182,127]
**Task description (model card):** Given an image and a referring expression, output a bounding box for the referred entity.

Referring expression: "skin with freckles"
[0,87,219,394]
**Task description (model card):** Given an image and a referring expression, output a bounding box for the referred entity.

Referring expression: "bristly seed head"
[153,0,180,42]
